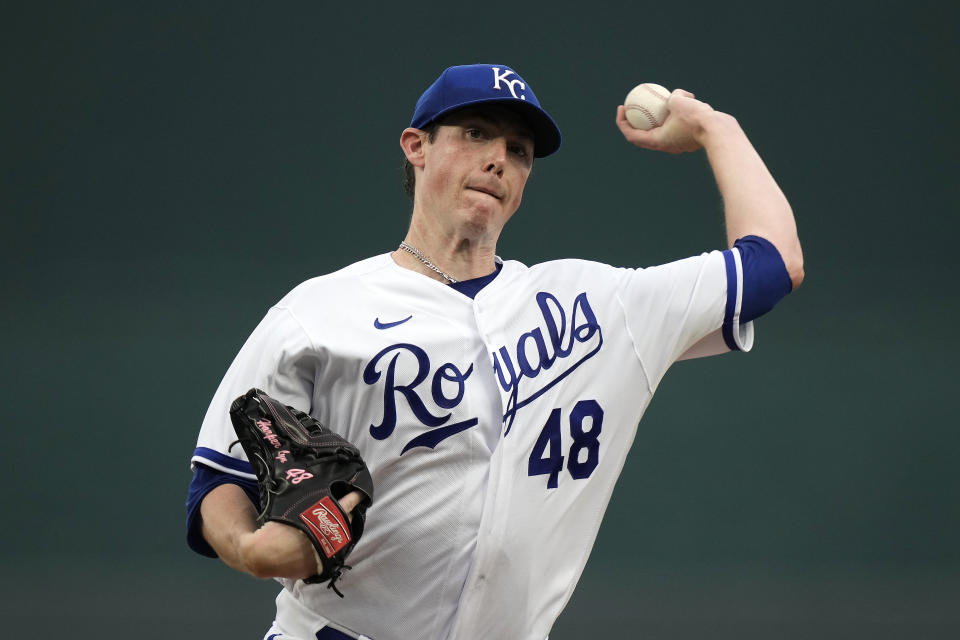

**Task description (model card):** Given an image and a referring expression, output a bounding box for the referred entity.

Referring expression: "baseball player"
[185,63,803,640]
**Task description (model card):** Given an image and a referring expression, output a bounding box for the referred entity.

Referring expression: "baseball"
[623,83,671,130]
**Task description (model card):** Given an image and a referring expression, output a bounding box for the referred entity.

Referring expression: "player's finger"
[615,104,632,133]
[337,490,365,521]
[666,89,694,111]
[616,105,657,146]
[615,105,641,135]
[668,89,712,113]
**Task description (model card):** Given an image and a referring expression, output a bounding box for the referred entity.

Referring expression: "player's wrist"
[237,523,314,580]
[236,530,270,578]
[694,111,742,148]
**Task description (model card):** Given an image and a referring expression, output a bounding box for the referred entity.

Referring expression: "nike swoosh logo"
[374,315,413,330]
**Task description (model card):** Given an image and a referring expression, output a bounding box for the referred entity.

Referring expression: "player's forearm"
[199,484,261,574]
[200,484,320,580]
[698,113,805,288]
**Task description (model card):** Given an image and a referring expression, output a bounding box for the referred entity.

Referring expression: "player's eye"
[465,127,485,140]
[509,144,529,158]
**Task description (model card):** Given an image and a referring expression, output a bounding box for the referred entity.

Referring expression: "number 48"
[527,399,604,489]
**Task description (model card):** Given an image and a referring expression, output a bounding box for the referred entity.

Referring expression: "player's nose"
[482,137,507,176]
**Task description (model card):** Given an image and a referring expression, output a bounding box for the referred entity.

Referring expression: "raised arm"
[616,90,804,289]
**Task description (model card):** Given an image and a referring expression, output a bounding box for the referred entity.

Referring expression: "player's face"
[418,107,535,235]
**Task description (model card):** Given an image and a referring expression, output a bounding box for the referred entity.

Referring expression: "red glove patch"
[300,496,352,558]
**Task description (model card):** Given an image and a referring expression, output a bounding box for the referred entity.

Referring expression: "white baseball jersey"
[447,250,750,639]
[192,248,750,640]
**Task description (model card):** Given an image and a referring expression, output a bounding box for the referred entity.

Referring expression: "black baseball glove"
[229,388,373,596]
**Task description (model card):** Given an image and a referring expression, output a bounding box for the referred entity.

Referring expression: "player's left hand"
[616,89,717,154]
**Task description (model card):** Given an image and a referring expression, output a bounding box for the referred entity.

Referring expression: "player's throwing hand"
[617,89,719,154]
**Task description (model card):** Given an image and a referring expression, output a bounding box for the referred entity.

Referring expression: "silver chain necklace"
[398,241,459,283]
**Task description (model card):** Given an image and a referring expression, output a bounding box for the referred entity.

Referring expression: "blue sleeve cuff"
[734,235,792,323]
[721,248,742,351]
[185,463,261,558]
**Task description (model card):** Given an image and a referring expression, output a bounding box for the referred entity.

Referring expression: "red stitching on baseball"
[640,84,668,102]
[626,105,660,128]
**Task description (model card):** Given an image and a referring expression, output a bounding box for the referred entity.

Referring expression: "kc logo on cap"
[408,63,562,158]
[492,67,526,100]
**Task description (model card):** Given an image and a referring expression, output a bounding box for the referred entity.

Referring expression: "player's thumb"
[337,490,365,521]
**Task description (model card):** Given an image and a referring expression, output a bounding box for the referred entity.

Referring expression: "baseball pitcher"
[185,63,803,640]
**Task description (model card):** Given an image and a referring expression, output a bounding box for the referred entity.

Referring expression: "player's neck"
[394,223,499,284]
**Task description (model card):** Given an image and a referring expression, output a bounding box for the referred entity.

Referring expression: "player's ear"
[400,128,427,168]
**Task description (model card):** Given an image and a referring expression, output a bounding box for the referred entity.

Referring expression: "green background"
[3,1,957,638]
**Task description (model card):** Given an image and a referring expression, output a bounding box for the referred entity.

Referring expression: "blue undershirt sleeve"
[734,235,793,323]
[185,463,261,558]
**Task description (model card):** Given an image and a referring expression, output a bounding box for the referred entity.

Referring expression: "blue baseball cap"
[409,64,561,158]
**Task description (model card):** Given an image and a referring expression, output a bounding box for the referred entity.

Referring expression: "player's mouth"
[467,185,503,200]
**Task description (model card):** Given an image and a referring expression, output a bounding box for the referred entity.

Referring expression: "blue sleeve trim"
[185,463,261,558]
[721,249,740,351]
[734,235,792,322]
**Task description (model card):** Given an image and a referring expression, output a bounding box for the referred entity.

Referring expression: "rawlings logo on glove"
[301,497,352,556]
